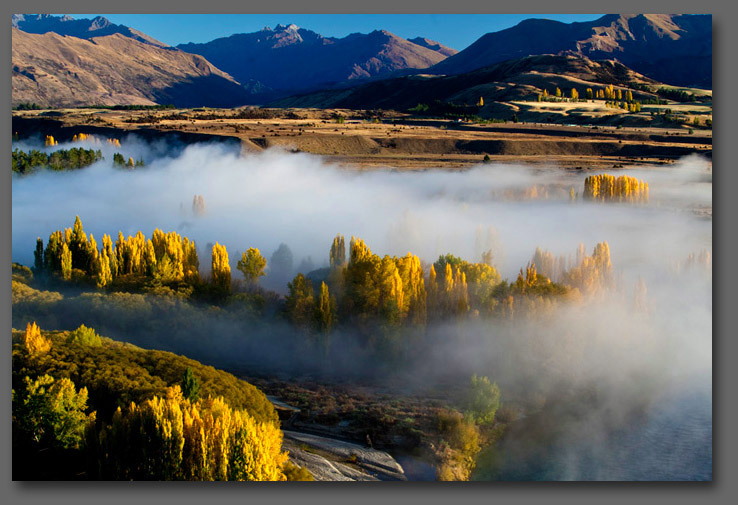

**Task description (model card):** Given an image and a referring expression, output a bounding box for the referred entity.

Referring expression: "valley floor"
[12,108,712,171]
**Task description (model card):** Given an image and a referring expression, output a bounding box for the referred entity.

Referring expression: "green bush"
[66,324,102,347]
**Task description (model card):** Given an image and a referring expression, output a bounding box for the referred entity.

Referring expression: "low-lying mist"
[11,135,712,479]
[12,137,711,281]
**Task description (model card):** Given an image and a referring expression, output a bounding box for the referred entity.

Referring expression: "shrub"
[66,324,102,347]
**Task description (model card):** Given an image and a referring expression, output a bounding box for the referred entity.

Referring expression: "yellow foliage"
[99,388,288,480]
[72,133,91,142]
[584,173,649,203]
[349,236,372,264]
[211,243,231,293]
[563,242,613,294]
[23,321,51,355]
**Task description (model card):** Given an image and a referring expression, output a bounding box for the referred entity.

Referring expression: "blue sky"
[82,14,603,50]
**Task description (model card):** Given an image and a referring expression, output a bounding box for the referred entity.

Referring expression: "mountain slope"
[12,14,169,48]
[11,28,250,108]
[407,37,458,57]
[177,24,452,95]
[428,14,711,88]
[271,54,659,110]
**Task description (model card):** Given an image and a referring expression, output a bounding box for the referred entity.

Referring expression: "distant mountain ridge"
[177,24,455,97]
[426,14,711,88]
[11,13,169,48]
[11,28,250,108]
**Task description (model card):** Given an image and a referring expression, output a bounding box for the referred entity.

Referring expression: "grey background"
[2,1,730,503]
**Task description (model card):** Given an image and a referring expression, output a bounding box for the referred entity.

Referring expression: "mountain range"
[424,14,711,89]
[11,14,711,109]
[177,24,456,97]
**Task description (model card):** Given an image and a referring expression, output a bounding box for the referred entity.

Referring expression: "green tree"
[66,324,102,347]
[314,282,336,357]
[13,374,94,450]
[464,374,501,426]
[69,215,90,271]
[33,238,44,274]
[285,273,315,330]
[237,248,267,287]
[181,367,200,402]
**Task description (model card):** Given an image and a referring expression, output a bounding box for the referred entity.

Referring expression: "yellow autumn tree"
[96,248,113,288]
[23,321,51,355]
[211,243,231,294]
[237,248,267,288]
[61,242,72,280]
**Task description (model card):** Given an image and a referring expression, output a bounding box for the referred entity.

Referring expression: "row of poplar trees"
[35,217,200,288]
[35,217,273,298]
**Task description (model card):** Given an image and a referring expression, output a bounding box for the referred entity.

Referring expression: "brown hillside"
[12,28,251,108]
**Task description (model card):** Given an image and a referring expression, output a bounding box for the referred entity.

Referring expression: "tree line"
[12,147,103,174]
[32,216,620,359]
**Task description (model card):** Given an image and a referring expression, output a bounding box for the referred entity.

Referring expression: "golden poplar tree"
[61,242,72,280]
[211,243,231,294]
[96,248,113,288]
[23,321,51,355]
